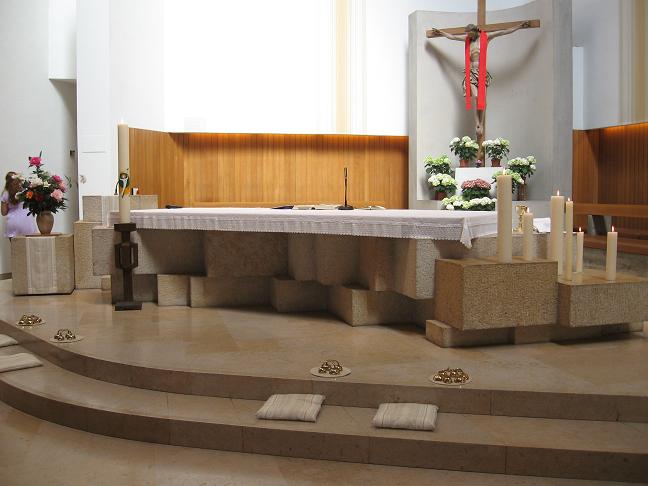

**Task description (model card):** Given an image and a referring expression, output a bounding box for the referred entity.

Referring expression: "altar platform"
[0,281,647,482]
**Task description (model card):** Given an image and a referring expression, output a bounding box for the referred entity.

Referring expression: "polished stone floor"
[0,401,633,486]
[1,279,647,397]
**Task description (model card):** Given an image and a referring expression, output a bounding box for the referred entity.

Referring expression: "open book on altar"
[289,204,386,210]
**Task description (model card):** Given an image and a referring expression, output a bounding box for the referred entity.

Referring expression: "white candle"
[496,174,512,263]
[606,226,617,281]
[576,227,584,273]
[564,199,574,279]
[117,121,131,223]
[549,191,565,274]
[522,209,534,261]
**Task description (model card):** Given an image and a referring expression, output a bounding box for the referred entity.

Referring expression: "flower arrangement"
[15,153,70,215]
[460,178,491,200]
[449,136,479,162]
[441,195,496,211]
[491,169,525,190]
[424,154,452,175]
[482,138,510,161]
[428,173,457,195]
[507,156,537,178]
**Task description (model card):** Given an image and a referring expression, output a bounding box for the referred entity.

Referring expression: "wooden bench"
[574,203,648,255]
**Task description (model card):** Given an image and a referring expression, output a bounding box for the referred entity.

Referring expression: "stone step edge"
[2,319,646,423]
[0,364,646,483]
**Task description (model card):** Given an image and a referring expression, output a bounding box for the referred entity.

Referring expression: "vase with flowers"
[482,138,510,167]
[460,178,492,200]
[15,152,70,234]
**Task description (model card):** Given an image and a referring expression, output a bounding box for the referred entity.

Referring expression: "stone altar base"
[428,260,648,347]
[11,235,75,295]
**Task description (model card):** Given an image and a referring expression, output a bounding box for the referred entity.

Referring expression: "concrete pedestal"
[11,234,74,295]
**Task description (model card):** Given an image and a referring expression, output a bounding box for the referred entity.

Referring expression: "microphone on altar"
[338,167,354,211]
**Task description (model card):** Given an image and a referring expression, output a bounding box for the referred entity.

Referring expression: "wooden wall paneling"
[131,130,409,209]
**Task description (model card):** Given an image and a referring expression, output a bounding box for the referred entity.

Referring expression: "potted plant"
[506,156,537,201]
[482,138,510,167]
[441,195,496,211]
[491,168,525,200]
[449,136,479,167]
[460,178,492,200]
[424,154,452,175]
[15,153,70,234]
[428,173,457,200]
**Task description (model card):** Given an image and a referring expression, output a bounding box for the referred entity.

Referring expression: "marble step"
[0,347,647,483]
[2,321,646,423]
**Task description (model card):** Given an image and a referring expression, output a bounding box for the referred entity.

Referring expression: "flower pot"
[36,211,54,235]
[459,159,469,168]
[516,182,528,201]
[491,158,501,167]
[434,191,447,201]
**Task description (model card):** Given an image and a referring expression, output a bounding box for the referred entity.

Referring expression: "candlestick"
[549,191,565,274]
[522,209,534,261]
[564,198,574,279]
[118,122,131,223]
[576,227,584,273]
[496,174,512,263]
[606,226,617,281]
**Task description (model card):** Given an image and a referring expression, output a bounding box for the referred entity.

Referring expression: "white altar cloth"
[109,208,498,247]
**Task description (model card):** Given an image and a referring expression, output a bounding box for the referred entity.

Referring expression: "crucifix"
[427,0,540,161]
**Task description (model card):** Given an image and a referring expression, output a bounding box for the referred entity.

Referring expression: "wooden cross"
[426,0,540,38]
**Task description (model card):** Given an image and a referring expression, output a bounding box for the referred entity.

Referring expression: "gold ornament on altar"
[514,204,528,233]
[17,314,44,327]
[432,367,470,385]
[318,359,343,376]
[53,329,76,342]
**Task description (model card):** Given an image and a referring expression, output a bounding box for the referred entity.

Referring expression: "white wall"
[0,0,78,275]
[48,0,76,80]
[572,0,622,129]
[163,0,334,133]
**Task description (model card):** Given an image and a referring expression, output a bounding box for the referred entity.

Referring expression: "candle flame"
[578,227,582,232]
[556,190,560,196]
[568,197,571,202]
[611,225,615,232]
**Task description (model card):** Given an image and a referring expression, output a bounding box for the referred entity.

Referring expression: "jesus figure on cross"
[430,21,531,150]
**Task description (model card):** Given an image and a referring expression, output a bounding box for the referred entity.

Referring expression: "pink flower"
[28,156,42,167]
[52,175,62,183]
[51,189,64,201]
[58,181,67,192]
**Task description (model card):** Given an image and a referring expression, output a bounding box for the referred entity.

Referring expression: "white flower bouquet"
[507,156,537,178]
[441,195,496,211]
[428,173,457,195]
[424,154,452,175]
[449,136,479,161]
[482,138,510,160]
[492,169,525,189]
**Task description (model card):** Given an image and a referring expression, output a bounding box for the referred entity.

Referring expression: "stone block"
[93,227,205,276]
[426,320,511,347]
[435,257,558,330]
[270,277,327,312]
[558,270,648,327]
[358,237,394,291]
[391,239,436,300]
[287,233,317,281]
[328,285,413,326]
[82,195,158,223]
[315,235,359,286]
[157,274,190,306]
[100,275,111,291]
[190,276,270,307]
[111,273,157,303]
[413,298,435,328]
[11,235,75,295]
[205,232,287,278]
[74,221,103,289]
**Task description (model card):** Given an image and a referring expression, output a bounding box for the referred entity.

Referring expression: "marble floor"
[0,401,633,486]
[0,280,647,397]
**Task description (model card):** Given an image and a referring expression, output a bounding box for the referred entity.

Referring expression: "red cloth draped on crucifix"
[465,31,489,111]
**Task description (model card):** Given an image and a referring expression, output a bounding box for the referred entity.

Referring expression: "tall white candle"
[606,226,618,281]
[549,191,565,274]
[522,209,534,261]
[576,227,584,273]
[496,174,513,263]
[117,122,131,223]
[564,199,574,279]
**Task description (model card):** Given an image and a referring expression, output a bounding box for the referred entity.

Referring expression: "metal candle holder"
[114,222,142,311]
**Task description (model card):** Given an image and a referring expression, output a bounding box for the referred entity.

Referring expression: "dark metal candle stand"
[114,222,142,311]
